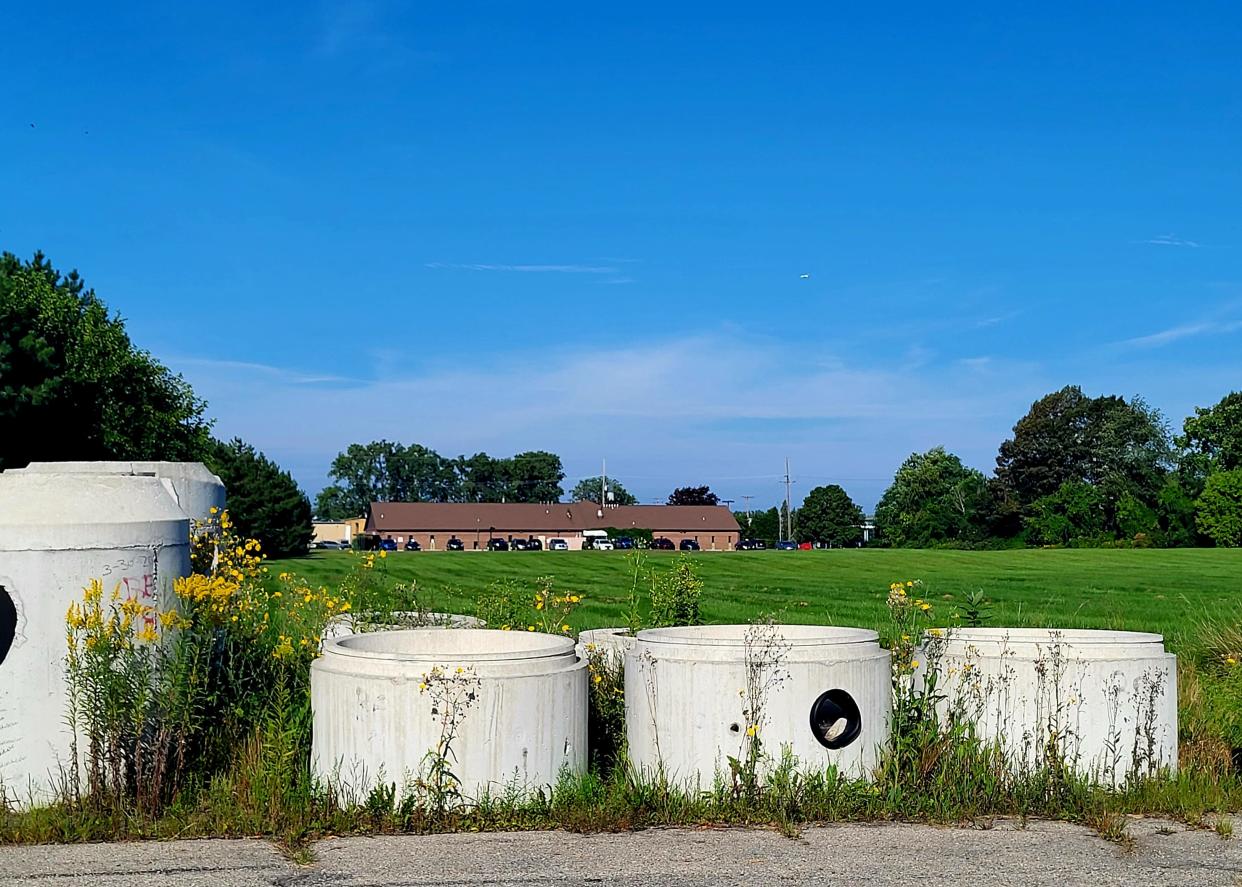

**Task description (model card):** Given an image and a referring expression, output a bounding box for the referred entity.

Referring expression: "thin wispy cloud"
[1138,234,1201,248]
[168,356,364,386]
[1117,319,1242,349]
[426,262,620,274]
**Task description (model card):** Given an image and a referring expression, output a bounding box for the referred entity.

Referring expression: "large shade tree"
[797,484,864,546]
[0,251,211,469]
[1177,391,1242,487]
[667,485,719,506]
[875,447,989,546]
[1197,469,1242,548]
[995,386,1173,514]
[507,450,565,503]
[570,475,638,505]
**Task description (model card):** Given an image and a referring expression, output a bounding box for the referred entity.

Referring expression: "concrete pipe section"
[626,625,890,788]
[576,627,635,667]
[925,628,1177,784]
[14,461,226,522]
[0,472,191,805]
[312,628,587,803]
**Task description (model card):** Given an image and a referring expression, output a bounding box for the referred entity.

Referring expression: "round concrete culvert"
[0,471,191,805]
[311,628,587,804]
[922,628,1178,784]
[809,689,862,749]
[625,625,890,788]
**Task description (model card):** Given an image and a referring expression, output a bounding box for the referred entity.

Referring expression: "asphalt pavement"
[3,819,1241,886]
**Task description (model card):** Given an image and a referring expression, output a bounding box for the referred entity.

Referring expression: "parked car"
[774,539,798,550]
[510,538,529,551]
[404,539,421,551]
[735,538,766,551]
[379,536,398,551]
[593,538,615,551]
[313,540,348,550]
[650,537,675,550]
[612,536,635,550]
[446,536,465,551]
[679,539,701,551]
[549,538,569,551]
[526,537,543,551]
[486,537,509,551]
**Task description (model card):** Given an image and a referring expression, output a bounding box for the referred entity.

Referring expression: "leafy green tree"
[506,450,565,502]
[1196,469,1242,547]
[735,507,779,544]
[0,251,210,469]
[796,484,864,546]
[1116,491,1159,541]
[1154,476,1199,547]
[456,452,511,502]
[1024,481,1109,546]
[570,475,638,505]
[667,485,719,506]
[875,447,989,546]
[315,440,464,517]
[995,386,1173,512]
[206,438,313,558]
[1177,392,1242,486]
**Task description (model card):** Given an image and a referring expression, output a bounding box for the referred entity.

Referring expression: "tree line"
[314,443,728,517]
[747,386,1242,549]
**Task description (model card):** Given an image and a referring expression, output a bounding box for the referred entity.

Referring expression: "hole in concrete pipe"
[0,586,15,666]
[809,689,862,749]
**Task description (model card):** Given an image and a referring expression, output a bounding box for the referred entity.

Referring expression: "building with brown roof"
[365,501,741,550]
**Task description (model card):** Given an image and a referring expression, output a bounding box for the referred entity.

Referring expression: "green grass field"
[270,548,1242,651]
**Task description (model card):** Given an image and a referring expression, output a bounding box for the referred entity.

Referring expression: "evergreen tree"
[0,251,210,469]
[207,438,313,558]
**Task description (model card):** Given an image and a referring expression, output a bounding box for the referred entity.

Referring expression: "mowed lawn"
[269,548,1242,651]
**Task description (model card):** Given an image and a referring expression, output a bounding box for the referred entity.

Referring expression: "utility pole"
[782,457,794,541]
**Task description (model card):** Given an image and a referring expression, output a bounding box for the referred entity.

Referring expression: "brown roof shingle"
[366,502,740,534]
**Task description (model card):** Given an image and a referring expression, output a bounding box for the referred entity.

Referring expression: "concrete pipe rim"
[935,627,1165,648]
[635,624,879,648]
[323,628,578,662]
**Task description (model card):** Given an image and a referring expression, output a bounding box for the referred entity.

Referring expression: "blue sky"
[5,2,1241,510]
